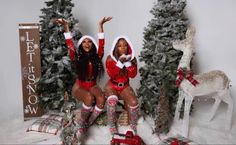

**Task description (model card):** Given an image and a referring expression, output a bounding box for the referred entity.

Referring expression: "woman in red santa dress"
[56,17,112,140]
[105,35,139,135]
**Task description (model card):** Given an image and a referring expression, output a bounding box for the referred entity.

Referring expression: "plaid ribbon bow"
[176,67,199,87]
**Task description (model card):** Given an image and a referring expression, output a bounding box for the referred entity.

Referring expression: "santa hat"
[77,35,98,51]
[110,36,135,62]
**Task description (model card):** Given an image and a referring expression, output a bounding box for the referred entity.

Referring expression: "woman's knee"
[96,95,106,106]
[84,93,95,105]
[128,96,139,107]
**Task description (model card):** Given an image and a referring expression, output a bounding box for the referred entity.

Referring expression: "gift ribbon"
[176,67,199,87]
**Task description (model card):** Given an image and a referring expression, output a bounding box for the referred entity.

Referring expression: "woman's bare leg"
[88,85,105,125]
[120,86,139,134]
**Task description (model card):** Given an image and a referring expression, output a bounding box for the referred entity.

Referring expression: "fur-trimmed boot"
[88,105,103,126]
[106,95,119,135]
[129,104,139,134]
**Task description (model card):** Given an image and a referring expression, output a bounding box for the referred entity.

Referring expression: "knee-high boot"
[88,105,103,126]
[106,95,118,135]
[129,104,139,134]
[74,103,92,139]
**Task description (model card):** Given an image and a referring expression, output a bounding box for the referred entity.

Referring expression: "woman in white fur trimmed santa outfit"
[105,36,139,135]
[56,17,112,142]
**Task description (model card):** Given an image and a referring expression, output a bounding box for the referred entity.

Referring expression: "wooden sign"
[19,23,44,120]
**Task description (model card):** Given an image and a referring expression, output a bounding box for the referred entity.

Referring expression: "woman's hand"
[99,17,112,25]
[55,18,69,32]
[99,17,112,33]
[119,54,131,63]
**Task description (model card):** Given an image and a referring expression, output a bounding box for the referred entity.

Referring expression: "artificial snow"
[0,99,235,144]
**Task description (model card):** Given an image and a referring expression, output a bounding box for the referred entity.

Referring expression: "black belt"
[78,78,95,82]
[85,78,95,82]
[110,80,129,87]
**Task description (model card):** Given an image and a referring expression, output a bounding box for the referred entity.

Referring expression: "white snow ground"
[0,98,236,144]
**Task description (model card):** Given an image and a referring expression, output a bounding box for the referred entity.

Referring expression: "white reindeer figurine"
[172,26,233,137]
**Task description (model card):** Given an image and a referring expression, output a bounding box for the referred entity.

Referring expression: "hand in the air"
[99,16,112,25]
[55,18,69,32]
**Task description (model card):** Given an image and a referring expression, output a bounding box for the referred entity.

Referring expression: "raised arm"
[55,19,76,61]
[55,18,70,32]
[99,17,112,33]
[97,17,112,59]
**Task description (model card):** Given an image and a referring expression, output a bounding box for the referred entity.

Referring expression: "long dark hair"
[75,43,104,81]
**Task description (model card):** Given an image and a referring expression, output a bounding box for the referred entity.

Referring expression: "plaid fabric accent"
[159,135,198,145]
[176,67,199,87]
[27,114,63,135]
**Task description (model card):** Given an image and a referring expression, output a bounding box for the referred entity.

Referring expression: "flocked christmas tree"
[137,0,189,134]
[37,0,82,110]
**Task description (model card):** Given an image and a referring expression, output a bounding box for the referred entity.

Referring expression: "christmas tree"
[137,0,189,133]
[37,0,82,110]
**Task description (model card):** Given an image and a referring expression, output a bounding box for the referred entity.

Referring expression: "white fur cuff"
[98,33,104,39]
[124,61,132,67]
[95,105,103,112]
[82,103,92,110]
[64,32,72,39]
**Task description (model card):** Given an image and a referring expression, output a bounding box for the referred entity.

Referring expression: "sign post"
[19,23,44,120]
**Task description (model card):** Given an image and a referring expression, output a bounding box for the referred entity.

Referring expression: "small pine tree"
[137,0,189,133]
[37,0,82,110]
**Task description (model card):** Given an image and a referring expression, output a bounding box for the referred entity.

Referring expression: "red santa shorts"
[76,79,96,90]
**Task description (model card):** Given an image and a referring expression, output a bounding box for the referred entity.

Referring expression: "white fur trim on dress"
[77,35,98,51]
[110,36,135,62]
[116,60,124,68]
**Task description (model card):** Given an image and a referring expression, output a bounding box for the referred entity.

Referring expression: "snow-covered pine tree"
[137,0,189,133]
[37,0,82,110]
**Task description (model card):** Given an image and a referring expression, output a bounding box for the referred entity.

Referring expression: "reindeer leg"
[182,94,193,137]
[222,90,233,130]
[174,89,185,121]
[208,97,221,121]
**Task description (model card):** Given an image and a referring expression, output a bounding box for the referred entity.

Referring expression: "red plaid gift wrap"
[159,135,198,145]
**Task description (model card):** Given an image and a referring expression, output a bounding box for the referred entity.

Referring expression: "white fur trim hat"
[110,36,135,62]
[77,35,98,51]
